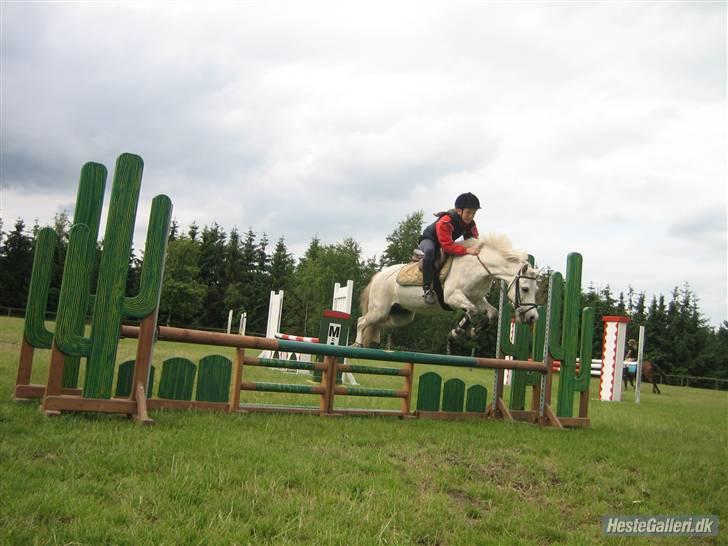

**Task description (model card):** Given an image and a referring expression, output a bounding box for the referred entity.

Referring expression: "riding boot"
[422,269,436,304]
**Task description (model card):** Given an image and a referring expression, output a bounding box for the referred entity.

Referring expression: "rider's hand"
[466,247,480,256]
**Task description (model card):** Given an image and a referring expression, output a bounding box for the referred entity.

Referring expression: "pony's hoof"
[350,342,362,348]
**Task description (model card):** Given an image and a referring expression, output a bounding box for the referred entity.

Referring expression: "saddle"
[396,249,454,287]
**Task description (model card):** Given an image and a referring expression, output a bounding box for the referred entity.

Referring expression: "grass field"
[1,316,726,545]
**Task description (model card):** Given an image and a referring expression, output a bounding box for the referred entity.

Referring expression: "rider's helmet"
[628,339,637,348]
[455,192,481,210]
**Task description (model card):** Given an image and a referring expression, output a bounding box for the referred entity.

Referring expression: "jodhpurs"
[419,238,437,289]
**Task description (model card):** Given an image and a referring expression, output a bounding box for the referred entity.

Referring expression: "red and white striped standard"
[599,316,630,402]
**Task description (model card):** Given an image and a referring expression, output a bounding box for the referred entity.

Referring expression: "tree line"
[1,212,726,380]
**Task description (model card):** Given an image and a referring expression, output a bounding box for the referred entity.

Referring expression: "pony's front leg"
[444,290,480,318]
[479,297,498,321]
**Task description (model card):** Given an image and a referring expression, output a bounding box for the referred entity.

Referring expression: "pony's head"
[506,263,539,325]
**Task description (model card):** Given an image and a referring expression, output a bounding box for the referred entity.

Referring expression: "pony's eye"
[521,287,529,293]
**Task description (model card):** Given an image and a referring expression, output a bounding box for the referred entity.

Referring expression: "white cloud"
[1,1,726,325]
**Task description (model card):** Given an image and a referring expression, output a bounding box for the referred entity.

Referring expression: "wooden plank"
[337,408,410,418]
[416,411,490,421]
[320,356,335,414]
[42,342,67,414]
[579,388,590,419]
[401,363,414,415]
[146,399,229,411]
[44,395,138,413]
[543,404,564,429]
[130,312,157,401]
[510,410,538,423]
[229,348,244,412]
[442,378,465,412]
[15,337,34,387]
[496,398,514,422]
[132,382,153,425]
[559,417,590,428]
[15,384,83,400]
[235,404,321,415]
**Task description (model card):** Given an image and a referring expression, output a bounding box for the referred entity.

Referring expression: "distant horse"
[353,234,539,348]
[623,360,662,394]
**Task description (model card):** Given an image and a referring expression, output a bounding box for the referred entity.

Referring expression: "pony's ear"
[520,263,529,275]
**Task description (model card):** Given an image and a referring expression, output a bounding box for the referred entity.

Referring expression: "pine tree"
[198,223,227,327]
[269,237,295,293]
[0,219,34,308]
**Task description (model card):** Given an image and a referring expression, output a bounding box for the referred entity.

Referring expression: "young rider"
[419,192,481,304]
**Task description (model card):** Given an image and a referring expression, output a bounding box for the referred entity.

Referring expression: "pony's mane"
[464,233,529,263]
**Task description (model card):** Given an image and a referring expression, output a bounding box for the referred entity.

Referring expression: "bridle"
[476,255,539,315]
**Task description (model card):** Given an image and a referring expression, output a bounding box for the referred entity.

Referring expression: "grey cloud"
[668,207,727,239]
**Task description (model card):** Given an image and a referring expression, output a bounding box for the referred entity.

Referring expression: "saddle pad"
[396,256,454,287]
[625,364,638,374]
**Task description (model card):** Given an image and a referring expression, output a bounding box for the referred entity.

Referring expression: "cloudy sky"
[1,2,726,326]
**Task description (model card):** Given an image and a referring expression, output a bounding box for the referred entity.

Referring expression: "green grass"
[1,316,726,545]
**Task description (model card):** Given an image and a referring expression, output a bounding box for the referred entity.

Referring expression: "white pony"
[354,234,539,348]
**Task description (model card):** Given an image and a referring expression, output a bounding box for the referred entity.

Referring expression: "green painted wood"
[115,361,135,397]
[548,273,564,361]
[122,194,172,318]
[498,302,516,356]
[465,385,487,413]
[196,355,232,403]
[84,154,145,398]
[416,372,442,411]
[556,253,583,417]
[115,360,156,397]
[25,163,106,352]
[574,306,595,392]
[59,163,107,389]
[508,323,532,411]
[442,378,465,412]
[247,382,320,394]
[54,224,93,357]
[339,386,401,398]
[62,358,81,389]
[257,358,316,371]
[23,228,56,349]
[158,357,196,400]
[344,364,405,376]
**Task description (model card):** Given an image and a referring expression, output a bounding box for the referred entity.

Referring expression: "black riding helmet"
[454,192,481,210]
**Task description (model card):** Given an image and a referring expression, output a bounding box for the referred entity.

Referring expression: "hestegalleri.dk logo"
[602,515,718,536]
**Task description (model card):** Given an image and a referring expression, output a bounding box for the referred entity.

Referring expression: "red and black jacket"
[420,210,479,256]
